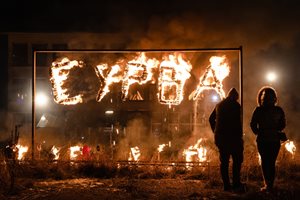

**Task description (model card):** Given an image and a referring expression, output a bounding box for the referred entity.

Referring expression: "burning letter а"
[50,53,230,105]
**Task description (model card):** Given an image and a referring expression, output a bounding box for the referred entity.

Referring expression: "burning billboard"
[32,49,241,162]
[49,52,232,106]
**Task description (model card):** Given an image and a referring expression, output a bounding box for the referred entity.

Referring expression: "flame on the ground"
[16,144,28,160]
[157,144,167,153]
[191,56,230,100]
[157,144,168,161]
[158,53,192,106]
[285,140,296,157]
[122,53,159,100]
[128,146,141,161]
[183,139,207,166]
[51,145,60,160]
[50,58,84,105]
[70,145,82,160]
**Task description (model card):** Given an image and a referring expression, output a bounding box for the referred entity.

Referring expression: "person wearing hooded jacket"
[209,88,244,192]
[250,86,286,192]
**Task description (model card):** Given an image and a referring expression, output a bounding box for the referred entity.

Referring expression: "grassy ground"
[1,141,299,200]
[0,158,299,200]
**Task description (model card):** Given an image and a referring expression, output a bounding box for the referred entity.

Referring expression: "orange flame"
[95,64,122,101]
[183,139,207,166]
[285,141,296,157]
[70,145,82,160]
[191,56,230,100]
[16,144,28,160]
[50,54,231,106]
[157,144,167,153]
[158,53,192,106]
[51,145,60,160]
[122,53,159,100]
[128,146,141,161]
[50,58,84,105]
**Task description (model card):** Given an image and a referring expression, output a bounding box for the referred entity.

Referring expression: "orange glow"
[95,64,122,101]
[285,141,296,158]
[128,146,141,161]
[183,139,207,167]
[157,144,167,153]
[50,54,231,105]
[158,53,192,106]
[50,58,84,105]
[122,53,159,100]
[51,145,60,160]
[16,144,28,160]
[70,145,82,160]
[191,56,230,100]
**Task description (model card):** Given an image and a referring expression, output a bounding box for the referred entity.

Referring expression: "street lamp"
[105,110,114,159]
[211,94,219,102]
[266,71,277,84]
[35,92,48,107]
[105,110,114,115]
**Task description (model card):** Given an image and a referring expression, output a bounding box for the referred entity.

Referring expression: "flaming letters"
[158,54,192,105]
[122,53,159,100]
[50,58,84,105]
[50,54,230,105]
[191,56,230,100]
[95,64,122,102]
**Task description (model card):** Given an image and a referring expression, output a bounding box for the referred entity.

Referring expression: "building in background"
[0,32,212,154]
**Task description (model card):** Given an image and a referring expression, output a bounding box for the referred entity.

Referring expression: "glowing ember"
[128,146,141,161]
[158,53,192,106]
[285,141,296,157]
[16,144,28,160]
[50,58,84,105]
[258,153,261,165]
[191,56,230,100]
[51,145,60,160]
[183,139,207,166]
[157,144,167,153]
[70,145,82,160]
[95,64,122,101]
[122,53,159,100]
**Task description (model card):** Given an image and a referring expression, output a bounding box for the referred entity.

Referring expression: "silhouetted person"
[209,88,244,192]
[250,86,286,192]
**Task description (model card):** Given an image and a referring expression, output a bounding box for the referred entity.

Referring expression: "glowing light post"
[265,71,277,86]
[105,110,114,160]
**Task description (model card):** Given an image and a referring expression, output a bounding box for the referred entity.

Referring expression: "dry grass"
[1,141,300,199]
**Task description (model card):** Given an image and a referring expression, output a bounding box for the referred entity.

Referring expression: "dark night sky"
[1,0,300,138]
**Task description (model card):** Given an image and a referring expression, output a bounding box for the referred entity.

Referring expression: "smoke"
[115,1,300,141]
[116,117,155,160]
[39,1,300,154]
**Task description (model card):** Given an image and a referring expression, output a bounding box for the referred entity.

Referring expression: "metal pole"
[111,124,113,160]
[31,51,36,160]
[239,46,243,131]
[35,48,242,54]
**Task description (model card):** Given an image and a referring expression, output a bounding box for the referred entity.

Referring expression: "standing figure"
[250,86,286,192]
[209,88,244,192]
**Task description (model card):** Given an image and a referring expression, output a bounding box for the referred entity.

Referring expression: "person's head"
[227,88,239,101]
[257,86,278,106]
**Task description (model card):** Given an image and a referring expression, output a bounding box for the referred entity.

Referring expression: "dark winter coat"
[209,97,243,147]
[250,105,286,142]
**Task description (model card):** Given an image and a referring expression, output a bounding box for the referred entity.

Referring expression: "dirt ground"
[1,176,299,200]
[1,147,300,200]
